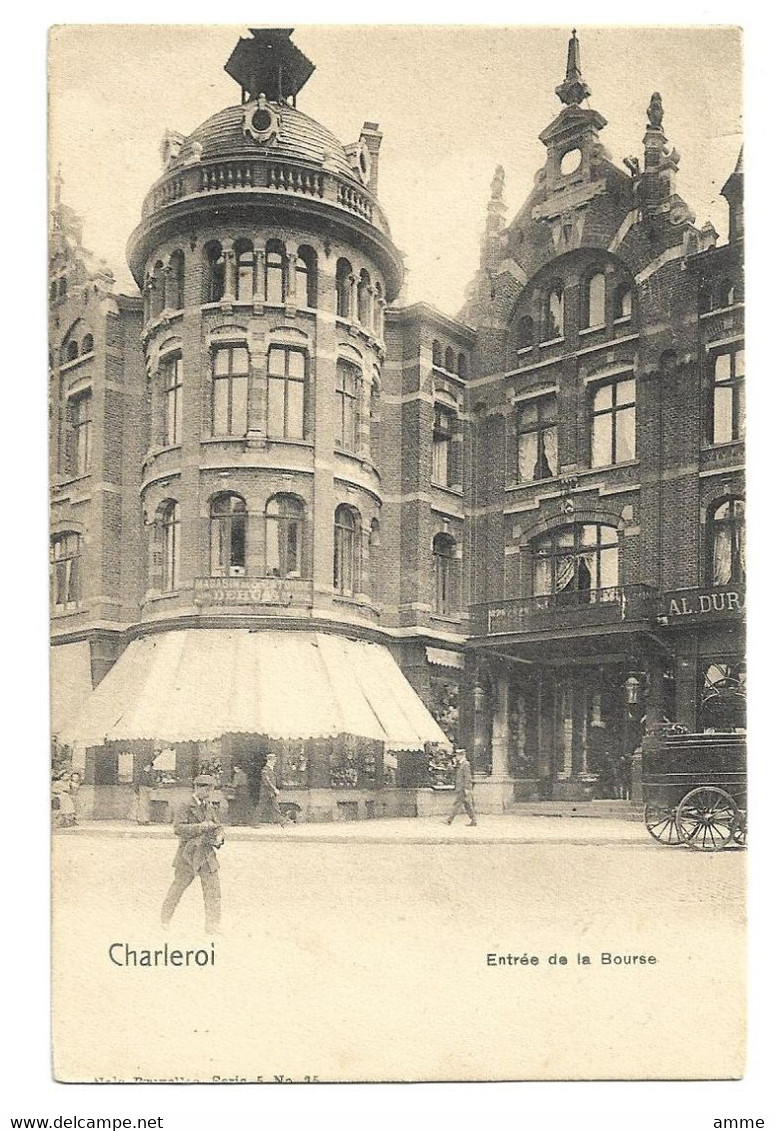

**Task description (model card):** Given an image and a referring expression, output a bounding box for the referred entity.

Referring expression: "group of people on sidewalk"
[134,751,289,828]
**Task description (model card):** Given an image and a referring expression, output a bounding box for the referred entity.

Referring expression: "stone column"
[490,670,510,777]
[222,241,236,300]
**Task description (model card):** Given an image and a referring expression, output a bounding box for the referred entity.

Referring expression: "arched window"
[160,501,180,592]
[584,272,606,329]
[296,245,317,308]
[546,285,564,339]
[445,346,455,373]
[265,240,286,305]
[50,532,81,609]
[433,403,456,487]
[235,240,256,303]
[711,348,745,444]
[432,340,442,367]
[335,359,360,452]
[517,315,535,349]
[266,495,304,578]
[532,524,619,601]
[161,354,183,446]
[374,281,384,338]
[65,390,92,476]
[211,344,249,436]
[701,661,746,733]
[168,249,185,310]
[333,505,361,596]
[336,258,353,318]
[357,269,372,328]
[719,279,735,308]
[210,493,247,577]
[458,353,468,379]
[433,533,457,615]
[81,333,94,355]
[709,498,745,586]
[64,339,79,363]
[613,285,632,322]
[267,345,306,439]
[151,261,166,319]
[203,242,225,304]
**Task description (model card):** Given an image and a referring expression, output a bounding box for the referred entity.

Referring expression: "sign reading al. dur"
[658,586,745,623]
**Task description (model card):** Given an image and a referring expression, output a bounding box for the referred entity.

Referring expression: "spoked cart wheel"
[675,786,738,851]
[644,803,682,845]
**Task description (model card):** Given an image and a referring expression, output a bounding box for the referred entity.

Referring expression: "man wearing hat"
[446,748,477,826]
[161,774,225,933]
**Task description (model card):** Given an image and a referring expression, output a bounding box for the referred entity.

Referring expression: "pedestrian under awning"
[57,629,449,751]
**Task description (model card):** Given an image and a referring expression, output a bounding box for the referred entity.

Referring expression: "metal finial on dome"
[225,28,315,107]
[555,28,591,106]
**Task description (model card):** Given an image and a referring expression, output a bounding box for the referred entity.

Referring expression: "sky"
[48,25,743,317]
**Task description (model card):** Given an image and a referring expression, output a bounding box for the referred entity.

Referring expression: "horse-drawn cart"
[642,731,746,850]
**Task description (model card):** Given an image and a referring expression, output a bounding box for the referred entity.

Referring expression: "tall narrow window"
[266,495,304,578]
[81,333,94,355]
[265,241,286,304]
[336,259,352,318]
[445,346,455,373]
[433,533,457,615]
[712,349,745,444]
[161,501,180,592]
[357,269,372,328]
[432,340,442,367]
[591,377,636,467]
[613,285,632,322]
[168,250,185,310]
[709,498,745,586]
[50,533,81,609]
[515,395,558,482]
[335,360,360,451]
[267,346,306,439]
[433,404,455,486]
[151,261,165,318]
[584,272,606,329]
[203,243,225,303]
[546,285,564,339]
[296,246,317,308]
[334,505,360,595]
[161,355,183,446]
[210,494,247,577]
[235,241,256,303]
[374,282,384,338]
[66,391,92,477]
[211,345,249,436]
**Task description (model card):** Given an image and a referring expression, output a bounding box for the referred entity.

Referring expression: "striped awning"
[57,629,449,752]
[50,640,93,737]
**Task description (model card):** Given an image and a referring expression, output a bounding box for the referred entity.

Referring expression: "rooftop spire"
[555,29,591,106]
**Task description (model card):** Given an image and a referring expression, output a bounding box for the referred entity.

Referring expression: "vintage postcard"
[48,24,745,1083]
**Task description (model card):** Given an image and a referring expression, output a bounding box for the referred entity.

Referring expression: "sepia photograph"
[44,22,748,1086]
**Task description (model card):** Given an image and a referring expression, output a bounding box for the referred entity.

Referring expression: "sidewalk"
[56,810,649,847]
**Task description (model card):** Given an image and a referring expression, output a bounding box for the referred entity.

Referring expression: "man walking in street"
[446,748,477,826]
[161,774,224,933]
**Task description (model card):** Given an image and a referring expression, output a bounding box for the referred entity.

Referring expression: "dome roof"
[184,102,357,181]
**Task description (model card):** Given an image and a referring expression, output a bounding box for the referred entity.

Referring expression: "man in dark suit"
[161,774,224,933]
[446,748,477,826]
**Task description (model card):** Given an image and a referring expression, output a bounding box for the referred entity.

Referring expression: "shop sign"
[193,576,312,607]
[657,586,745,624]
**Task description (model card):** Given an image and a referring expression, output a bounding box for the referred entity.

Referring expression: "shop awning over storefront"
[50,640,93,737]
[57,629,449,751]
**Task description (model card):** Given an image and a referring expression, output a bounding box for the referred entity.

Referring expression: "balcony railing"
[141,158,389,235]
[471,584,657,637]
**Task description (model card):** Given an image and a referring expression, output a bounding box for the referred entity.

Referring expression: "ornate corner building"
[49,29,744,819]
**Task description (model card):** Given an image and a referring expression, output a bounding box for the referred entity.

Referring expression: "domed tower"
[64,29,446,822]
